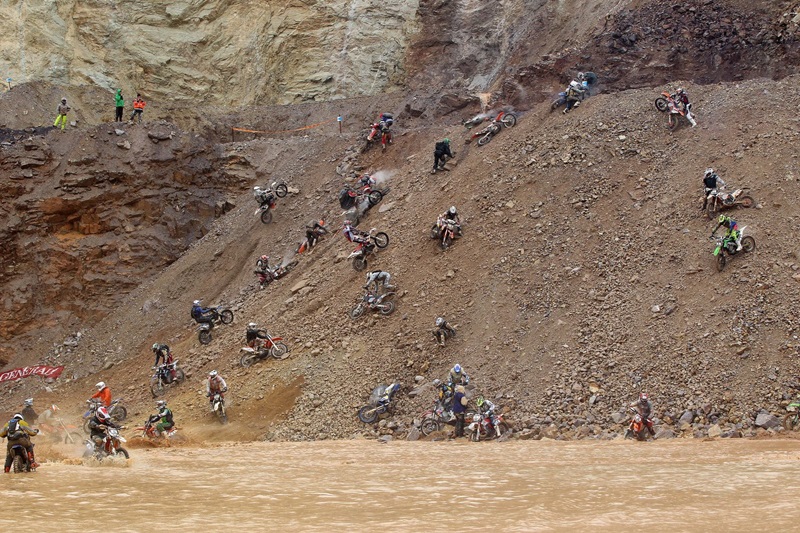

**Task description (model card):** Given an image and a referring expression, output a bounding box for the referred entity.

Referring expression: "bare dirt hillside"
[4,74,799,443]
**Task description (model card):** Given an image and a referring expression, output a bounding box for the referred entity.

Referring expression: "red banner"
[0,365,65,383]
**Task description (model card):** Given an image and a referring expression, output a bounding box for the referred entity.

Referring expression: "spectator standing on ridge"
[130,93,146,124]
[54,98,70,132]
[114,89,124,122]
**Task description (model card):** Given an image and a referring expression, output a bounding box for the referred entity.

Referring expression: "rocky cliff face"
[1,0,420,106]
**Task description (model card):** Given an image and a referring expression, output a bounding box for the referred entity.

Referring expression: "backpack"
[7,419,25,440]
[191,306,201,319]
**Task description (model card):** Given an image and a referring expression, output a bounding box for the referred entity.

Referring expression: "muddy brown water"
[2,439,799,531]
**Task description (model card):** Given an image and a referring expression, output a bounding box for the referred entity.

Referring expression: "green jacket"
[115,89,124,107]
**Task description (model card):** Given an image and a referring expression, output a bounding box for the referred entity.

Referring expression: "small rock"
[406,427,420,441]
[117,140,131,150]
[707,424,722,438]
[655,428,676,439]
[679,410,695,426]
[114,129,126,136]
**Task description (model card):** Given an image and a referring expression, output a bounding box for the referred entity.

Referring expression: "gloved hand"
[34,428,40,434]
[98,424,107,431]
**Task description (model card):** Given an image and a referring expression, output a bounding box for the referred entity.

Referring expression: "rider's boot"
[28,452,38,469]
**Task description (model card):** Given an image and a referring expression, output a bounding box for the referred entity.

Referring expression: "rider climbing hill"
[712,215,741,251]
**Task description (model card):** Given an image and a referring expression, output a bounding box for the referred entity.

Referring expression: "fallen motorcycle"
[256,260,299,288]
[348,228,389,271]
[551,89,587,111]
[467,411,511,441]
[468,111,517,146]
[420,400,460,436]
[711,226,755,272]
[654,91,697,128]
[150,360,186,398]
[358,383,401,424]
[240,333,290,366]
[197,305,234,345]
[82,398,127,433]
[430,215,462,250]
[704,187,755,218]
[84,426,129,460]
[350,290,396,320]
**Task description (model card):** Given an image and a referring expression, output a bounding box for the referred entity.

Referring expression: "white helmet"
[209,370,218,378]
[13,413,23,421]
[253,186,261,191]
[448,206,457,215]
[435,317,445,327]
[23,398,33,407]
[247,322,258,329]
[193,300,201,306]
[704,168,715,178]
[156,400,167,409]
[96,381,106,391]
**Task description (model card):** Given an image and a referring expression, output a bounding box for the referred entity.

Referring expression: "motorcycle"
[240,333,290,366]
[467,411,511,441]
[254,181,287,225]
[82,398,127,433]
[357,383,401,424]
[297,221,328,254]
[150,361,186,398]
[711,226,756,272]
[550,87,587,111]
[256,260,299,288]
[37,404,83,445]
[210,393,227,424]
[7,443,34,473]
[84,426,129,459]
[625,408,652,441]
[197,305,234,345]
[704,187,755,218]
[430,215,462,250]
[136,418,177,439]
[654,92,697,128]
[784,398,800,431]
[467,111,517,146]
[366,123,393,151]
[420,400,459,436]
[348,228,390,271]
[350,290,396,320]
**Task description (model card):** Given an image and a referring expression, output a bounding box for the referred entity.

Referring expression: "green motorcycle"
[711,225,755,272]
[784,399,800,431]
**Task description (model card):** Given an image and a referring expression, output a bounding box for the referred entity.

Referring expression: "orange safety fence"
[231,117,340,139]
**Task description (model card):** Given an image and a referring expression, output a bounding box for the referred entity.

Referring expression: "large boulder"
[755,412,780,429]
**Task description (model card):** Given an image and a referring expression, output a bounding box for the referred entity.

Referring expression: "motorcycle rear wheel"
[379,301,395,315]
[741,236,756,253]
[260,209,273,224]
[275,183,288,198]
[270,343,289,359]
[110,405,127,422]
[352,257,367,272]
[358,405,379,424]
[373,232,390,249]
[783,414,799,431]
[368,191,383,206]
[501,113,517,128]
[654,97,669,113]
[738,195,755,208]
[716,253,727,272]
[705,202,718,218]
[219,310,234,324]
[12,453,26,473]
[199,330,213,345]
[477,134,492,146]
[421,418,441,436]
[174,368,186,384]
[240,351,259,367]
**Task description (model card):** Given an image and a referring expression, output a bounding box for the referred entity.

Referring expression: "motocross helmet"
[96,407,110,421]
[676,87,686,95]
[61,98,67,103]
[260,255,269,262]
[443,138,450,145]
[435,317,445,327]
[152,343,159,352]
[156,400,167,409]
[253,186,261,191]
[453,364,462,374]
[476,397,485,407]
[639,392,649,404]
[96,381,106,391]
[12,413,23,421]
[704,168,715,179]
[718,214,727,224]
[24,398,33,407]
[433,379,442,387]
[247,322,258,329]
[577,72,585,80]
[343,219,351,227]
[209,370,218,378]
[449,206,457,215]
[193,300,201,306]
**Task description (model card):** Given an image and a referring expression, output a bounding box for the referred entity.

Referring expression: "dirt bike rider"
[152,343,176,382]
[254,254,275,285]
[438,206,463,236]
[206,370,228,409]
[191,300,215,325]
[431,138,455,174]
[305,220,328,248]
[378,383,401,408]
[577,71,598,93]
[342,220,374,253]
[368,118,393,148]
[711,215,742,251]
[253,185,275,208]
[447,364,470,388]
[88,406,120,454]
[91,381,112,407]
[356,173,376,190]
[668,87,696,127]
[629,392,655,436]
[1,414,39,471]
[563,80,585,114]
[245,322,270,349]
[433,317,457,347]
[147,400,174,437]
[364,270,395,294]
[432,378,454,410]
[701,168,726,210]
[21,399,38,425]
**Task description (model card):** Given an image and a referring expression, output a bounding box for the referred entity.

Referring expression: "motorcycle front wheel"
[716,253,727,272]
[654,97,669,113]
[738,195,755,208]
[501,113,517,128]
[373,232,389,249]
[350,304,366,320]
[421,418,441,436]
[783,414,799,431]
[270,343,289,359]
[199,330,213,345]
[358,405,379,424]
[441,234,453,251]
[174,368,186,384]
[368,191,383,206]
[352,257,367,272]
[430,224,440,240]
[741,236,756,253]
[260,209,273,224]
[275,183,288,198]
[495,421,512,438]
[219,310,234,324]
[112,447,130,459]
[477,134,492,146]
[150,376,165,397]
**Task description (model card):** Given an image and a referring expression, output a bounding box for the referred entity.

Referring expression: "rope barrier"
[231,117,339,140]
